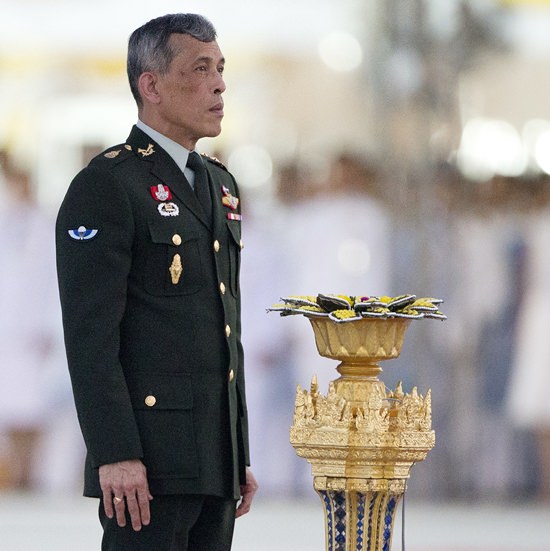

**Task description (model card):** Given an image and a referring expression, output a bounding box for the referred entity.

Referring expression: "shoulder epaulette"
[98,144,133,160]
[91,144,135,166]
[201,153,227,171]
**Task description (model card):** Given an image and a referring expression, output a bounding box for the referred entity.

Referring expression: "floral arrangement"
[268,294,446,322]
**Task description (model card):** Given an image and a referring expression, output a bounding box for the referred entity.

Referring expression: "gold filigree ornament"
[268,292,443,551]
[169,254,182,284]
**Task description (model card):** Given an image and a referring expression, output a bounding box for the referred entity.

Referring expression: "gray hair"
[127,13,217,106]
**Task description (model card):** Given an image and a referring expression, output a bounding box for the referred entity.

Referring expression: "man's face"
[154,33,226,149]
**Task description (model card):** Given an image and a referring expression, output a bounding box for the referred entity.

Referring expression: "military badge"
[138,143,155,157]
[221,185,239,210]
[227,213,242,221]
[158,202,180,217]
[68,226,99,241]
[104,150,120,159]
[169,253,183,284]
[150,184,172,202]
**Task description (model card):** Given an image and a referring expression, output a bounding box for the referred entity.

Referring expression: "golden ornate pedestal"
[291,318,435,551]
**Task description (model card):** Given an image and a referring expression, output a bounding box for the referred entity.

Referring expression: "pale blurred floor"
[0,492,549,550]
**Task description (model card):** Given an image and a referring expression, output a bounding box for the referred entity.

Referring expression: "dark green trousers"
[99,495,237,550]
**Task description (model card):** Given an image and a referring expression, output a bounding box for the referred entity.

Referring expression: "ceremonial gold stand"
[291,318,435,551]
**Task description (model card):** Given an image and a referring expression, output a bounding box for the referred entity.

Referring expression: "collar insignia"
[138,143,155,157]
[150,184,172,202]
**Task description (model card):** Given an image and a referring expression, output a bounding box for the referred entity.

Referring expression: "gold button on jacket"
[145,395,156,407]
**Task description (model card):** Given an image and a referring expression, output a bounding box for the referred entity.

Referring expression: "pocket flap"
[226,220,241,247]
[148,221,198,246]
[128,372,193,410]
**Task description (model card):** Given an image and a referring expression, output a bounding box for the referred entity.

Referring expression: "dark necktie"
[187,151,212,225]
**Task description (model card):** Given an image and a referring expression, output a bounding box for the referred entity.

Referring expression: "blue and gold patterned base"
[317,489,402,551]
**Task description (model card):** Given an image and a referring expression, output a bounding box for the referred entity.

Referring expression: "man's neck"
[137,112,197,150]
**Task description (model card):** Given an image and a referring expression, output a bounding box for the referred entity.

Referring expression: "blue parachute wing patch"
[68,226,99,241]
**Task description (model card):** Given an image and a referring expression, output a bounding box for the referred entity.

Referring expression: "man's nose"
[214,72,226,94]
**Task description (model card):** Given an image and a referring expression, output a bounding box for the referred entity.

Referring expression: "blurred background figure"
[240,180,299,497]
[507,180,550,502]
[280,153,391,391]
[0,151,83,493]
[0,151,54,489]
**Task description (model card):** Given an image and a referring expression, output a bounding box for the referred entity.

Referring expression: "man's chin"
[192,123,223,145]
[208,123,223,137]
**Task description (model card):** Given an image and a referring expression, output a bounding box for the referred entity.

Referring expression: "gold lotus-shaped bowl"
[308,317,411,363]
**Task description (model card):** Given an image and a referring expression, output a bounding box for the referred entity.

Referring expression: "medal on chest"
[150,184,173,202]
[221,185,239,210]
[157,202,180,217]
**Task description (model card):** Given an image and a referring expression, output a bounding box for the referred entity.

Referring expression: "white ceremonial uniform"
[507,210,550,428]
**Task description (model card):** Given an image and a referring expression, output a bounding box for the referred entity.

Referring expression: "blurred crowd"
[1,147,549,504]
[241,153,550,503]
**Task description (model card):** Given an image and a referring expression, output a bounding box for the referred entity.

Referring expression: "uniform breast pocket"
[227,221,242,297]
[129,372,199,479]
[145,221,203,296]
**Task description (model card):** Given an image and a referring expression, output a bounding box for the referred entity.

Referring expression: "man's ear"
[138,72,161,105]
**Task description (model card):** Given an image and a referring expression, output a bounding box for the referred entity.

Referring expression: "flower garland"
[268,294,446,322]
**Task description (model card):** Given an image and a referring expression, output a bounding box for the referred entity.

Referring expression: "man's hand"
[99,459,153,531]
[235,467,258,518]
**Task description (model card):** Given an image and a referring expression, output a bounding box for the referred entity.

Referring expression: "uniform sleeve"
[56,165,143,468]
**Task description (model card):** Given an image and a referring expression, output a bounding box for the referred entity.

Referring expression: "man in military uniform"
[56,13,257,550]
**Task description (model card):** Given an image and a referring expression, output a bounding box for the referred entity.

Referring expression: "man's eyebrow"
[195,56,226,64]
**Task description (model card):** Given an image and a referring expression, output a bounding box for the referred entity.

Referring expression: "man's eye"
[218,66,225,75]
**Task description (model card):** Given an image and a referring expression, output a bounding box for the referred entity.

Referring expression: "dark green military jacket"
[56,126,250,500]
